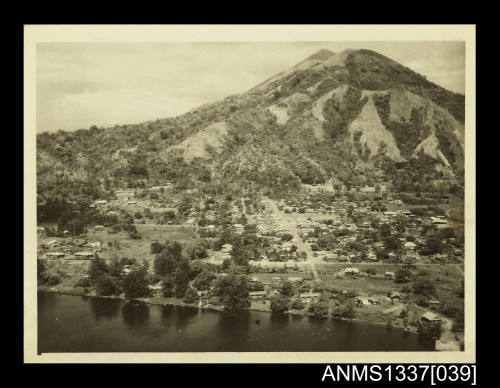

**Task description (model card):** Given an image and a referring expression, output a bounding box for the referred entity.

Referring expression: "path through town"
[262,197,321,284]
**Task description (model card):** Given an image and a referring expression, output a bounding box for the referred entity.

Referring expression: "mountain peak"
[307,48,336,61]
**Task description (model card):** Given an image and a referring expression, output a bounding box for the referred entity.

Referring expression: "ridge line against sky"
[37,41,465,133]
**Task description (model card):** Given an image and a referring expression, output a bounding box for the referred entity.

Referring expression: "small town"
[32,36,469,356]
[37,180,464,351]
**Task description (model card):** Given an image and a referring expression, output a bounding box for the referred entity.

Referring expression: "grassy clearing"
[319,275,398,295]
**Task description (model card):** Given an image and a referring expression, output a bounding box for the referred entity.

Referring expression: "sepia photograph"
[24,25,476,363]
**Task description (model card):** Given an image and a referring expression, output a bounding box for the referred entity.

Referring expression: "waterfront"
[38,292,434,353]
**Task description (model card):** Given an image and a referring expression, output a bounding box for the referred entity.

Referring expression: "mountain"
[36,48,465,204]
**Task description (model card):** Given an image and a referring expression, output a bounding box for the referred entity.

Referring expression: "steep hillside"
[36,48,465,205]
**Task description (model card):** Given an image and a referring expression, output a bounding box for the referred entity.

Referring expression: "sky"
[36,41,465,133]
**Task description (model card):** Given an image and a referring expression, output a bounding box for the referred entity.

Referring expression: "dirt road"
[263,198,321,283]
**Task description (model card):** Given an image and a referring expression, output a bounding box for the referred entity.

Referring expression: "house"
[344,267,360,275]
[121,267,132,275]
[74,251,94,259]
[356,297,371,307]
[88,241,102,250]
[421,312,442,322]
[249,291,267,299]
[389,291,402,300]
[428,300,441,307]
[148,283,163,291]
[45,252,65,258]
[299,292,321,301]
[221,244,233,253]
[287,276,303,284]
[249,277,260,282]
[385,271,395,279]
[430,217,447,225]
[404,241,417,250]
[368,296,380,305]
[94,225,105,231]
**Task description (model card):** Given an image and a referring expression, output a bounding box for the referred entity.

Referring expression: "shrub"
[74,277,91,288]
[309,302,329,318]
[270,295,291,313]
[183,287,199,304]
[44,273,61,286]
[417,320,442,339]
[291,298,305,310]
[150,241,165,254]
[129,232,142,240]
[94,273,120,296]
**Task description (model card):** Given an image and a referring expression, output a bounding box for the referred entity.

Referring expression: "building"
[421,312,442,322]
[404,241,417,250]
[45,252,65,258]
[249,291,267,299]
[299,292,321,301]
[430,217,447,225]
[287,276,303,284]
[385,271,395,279]
[74,251,94,259]
[344,267,360,275]
[221,244,233,253]
[356,297,371,307]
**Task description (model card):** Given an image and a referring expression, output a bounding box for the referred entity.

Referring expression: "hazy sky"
[37,41,465,133]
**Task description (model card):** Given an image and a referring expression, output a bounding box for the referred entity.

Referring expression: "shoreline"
[38,286,420,336]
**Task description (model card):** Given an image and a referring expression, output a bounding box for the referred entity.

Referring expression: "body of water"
[38,292,434,353]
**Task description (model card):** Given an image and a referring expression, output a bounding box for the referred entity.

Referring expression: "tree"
[394,267,412,283]
[281,281,294,297]
[309,302,329,318]
[94,272,120,296]
[213,274,250,311]
[108,253,123,277]
[37,259,46,282]
[384,236,402,251]
[230,240,251,266]
[380,223,392,238]
[121,267,150,298]
[174,258,192,298]
[334,299,355,319]
[452,309,464,332]
[89,254,109,283]
[186,242,208,260]
[154,241,183,276]
[413,272,435,295]
[193,269,216,290]
[270,295,291,313]
[183,287,199,304]
[420,237,442,256]
[161,277,174,297]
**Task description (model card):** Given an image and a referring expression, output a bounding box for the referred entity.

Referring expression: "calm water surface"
[38,292,434,353]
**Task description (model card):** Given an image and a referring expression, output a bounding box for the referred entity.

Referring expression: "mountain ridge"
[36,48,465,203]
